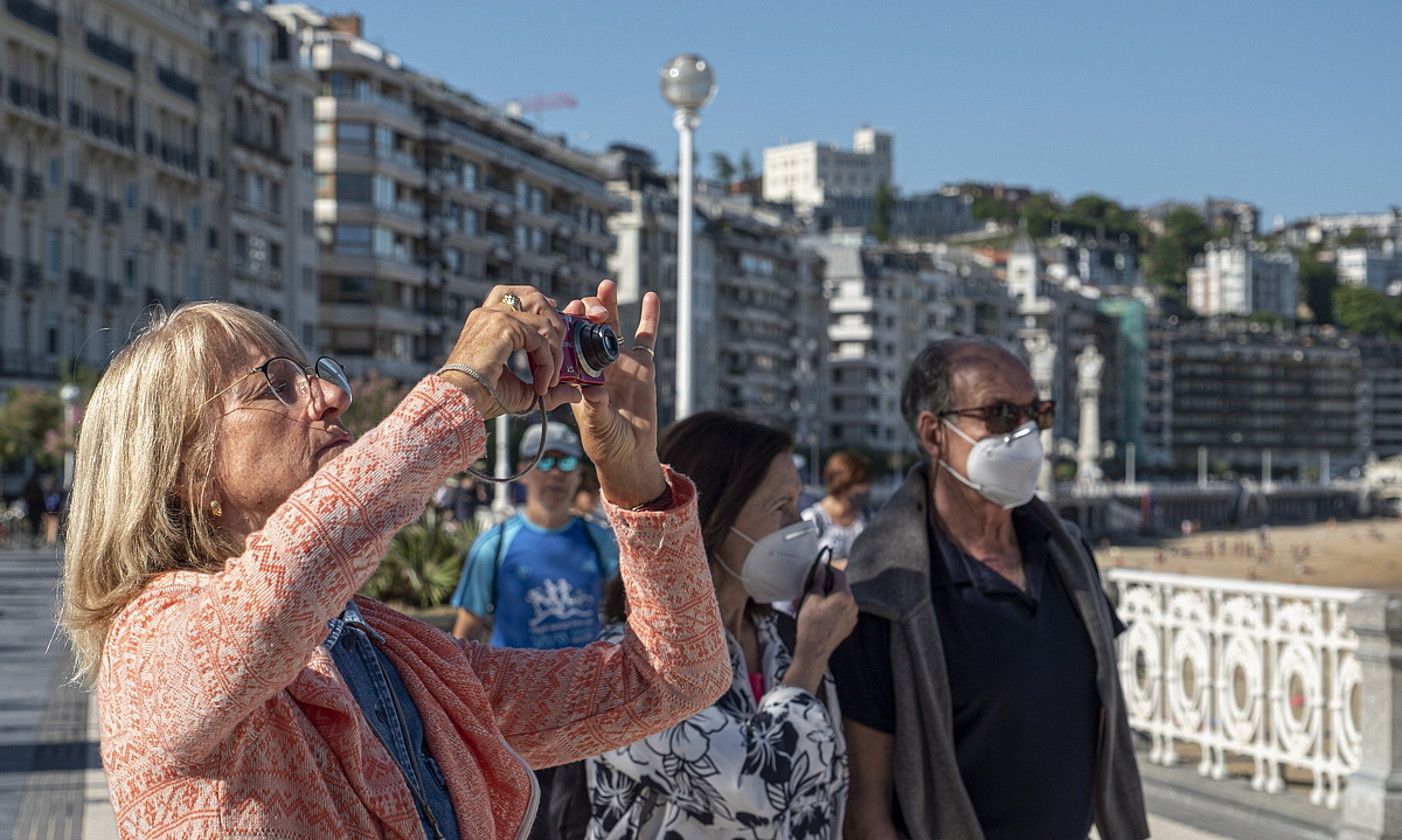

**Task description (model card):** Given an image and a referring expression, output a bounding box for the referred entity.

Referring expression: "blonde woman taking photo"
[61,282,730,840]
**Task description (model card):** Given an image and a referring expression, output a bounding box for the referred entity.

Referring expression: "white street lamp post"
[59,383,81,491]
[660,53,715,421]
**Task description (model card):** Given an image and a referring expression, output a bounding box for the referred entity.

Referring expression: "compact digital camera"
[559,314,620,386]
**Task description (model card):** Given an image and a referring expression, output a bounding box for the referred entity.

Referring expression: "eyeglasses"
[537,455,580,473]
[939,399,1055,435]
[254,356,352,410]
[206,355,352,412]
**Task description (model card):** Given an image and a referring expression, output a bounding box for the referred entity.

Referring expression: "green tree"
[738,150,756,182]
[1338,228,1375,247]
[1298,249,1338,324]
[711,152,735,184]
[0,388,64,468]
[870,182,895,243]
[1142,207,1211,301]
[1333,286,1402,338]
[362,508,477,607]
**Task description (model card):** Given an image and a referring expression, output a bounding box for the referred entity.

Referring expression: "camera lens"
[575,321,620,374]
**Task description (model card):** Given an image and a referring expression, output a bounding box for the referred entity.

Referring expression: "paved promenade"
[0,547,1227,840]
[0,549,115,840]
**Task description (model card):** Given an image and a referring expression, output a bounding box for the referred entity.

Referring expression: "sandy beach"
[1102,516,1402,590]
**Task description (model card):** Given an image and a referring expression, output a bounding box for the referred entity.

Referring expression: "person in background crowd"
[450,422,621,840]
[61,283,732,839]
[830,337,1148,840]
[801,450,873,569]
[584,411,857,840]
[23,473,44,540]
[572,462,606,527]
[450,423,618,648]
[41,474,65,546]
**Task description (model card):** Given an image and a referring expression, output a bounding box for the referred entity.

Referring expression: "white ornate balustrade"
[1107,569,1363,808]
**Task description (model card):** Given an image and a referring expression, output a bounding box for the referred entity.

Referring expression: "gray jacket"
[845,463,1149,840]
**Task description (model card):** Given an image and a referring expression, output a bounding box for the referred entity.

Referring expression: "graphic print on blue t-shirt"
[450,515,619,649]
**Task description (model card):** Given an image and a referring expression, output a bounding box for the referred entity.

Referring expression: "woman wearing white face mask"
[581,412,858,840]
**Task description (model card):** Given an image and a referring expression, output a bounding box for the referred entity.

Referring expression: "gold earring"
[209,499,223,518]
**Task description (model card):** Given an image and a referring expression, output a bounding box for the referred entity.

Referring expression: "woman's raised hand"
[561,280,667,509]
[440,285,581,420]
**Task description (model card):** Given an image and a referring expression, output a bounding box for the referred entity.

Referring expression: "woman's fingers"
[596,280,624,337]
[634,291,660,351]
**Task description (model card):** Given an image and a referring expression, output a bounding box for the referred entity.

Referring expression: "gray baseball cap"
[520,423,582,459]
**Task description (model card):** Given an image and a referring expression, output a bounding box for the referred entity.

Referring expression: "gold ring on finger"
[500,293,524,312]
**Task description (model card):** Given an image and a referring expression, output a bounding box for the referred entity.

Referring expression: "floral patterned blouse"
[585,613,848,839]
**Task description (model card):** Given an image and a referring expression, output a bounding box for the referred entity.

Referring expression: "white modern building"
[1187,242,1298,320]
[1336,243,1402,293]
[762,126,892,213]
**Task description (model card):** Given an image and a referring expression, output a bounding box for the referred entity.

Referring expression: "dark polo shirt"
[830,506,1121,840]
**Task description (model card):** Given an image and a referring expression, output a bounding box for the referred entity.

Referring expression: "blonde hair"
[61,302,305,684]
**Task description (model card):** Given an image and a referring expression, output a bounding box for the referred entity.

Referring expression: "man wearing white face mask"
[829,338,1148,840]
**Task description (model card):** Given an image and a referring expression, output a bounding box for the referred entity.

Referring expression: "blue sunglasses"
[537,455,580,473]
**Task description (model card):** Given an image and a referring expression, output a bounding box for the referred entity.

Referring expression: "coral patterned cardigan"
[97,376,731,839]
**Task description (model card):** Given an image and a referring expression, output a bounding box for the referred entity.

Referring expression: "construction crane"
[499,93,578,121]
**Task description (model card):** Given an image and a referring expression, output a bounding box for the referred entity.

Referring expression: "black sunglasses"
[939,400,1056,435]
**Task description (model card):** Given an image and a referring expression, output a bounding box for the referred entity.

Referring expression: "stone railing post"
[1338,593,1402,840]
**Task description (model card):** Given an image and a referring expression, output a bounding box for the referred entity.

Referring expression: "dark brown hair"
[823,450,873,498]
[603,411,793,623]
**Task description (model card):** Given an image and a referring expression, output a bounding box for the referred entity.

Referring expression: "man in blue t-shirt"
[450,423,618,648]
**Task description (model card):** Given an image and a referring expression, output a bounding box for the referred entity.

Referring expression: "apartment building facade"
[813,236,1018,458]
[0,0,317,388]
[1143,320,1363,472]
[267,8,618,382]
[605,148,827,444]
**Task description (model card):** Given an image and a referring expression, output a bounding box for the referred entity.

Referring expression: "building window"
[335,122,372,155]
[47,159,61,188]
[302,266,314,292]
[45,230,62,278]
[248,34,265,79]
[372,174,394,208]
[462,162,477,190]
[334,225,372,255]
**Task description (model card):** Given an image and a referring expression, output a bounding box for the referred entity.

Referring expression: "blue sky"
[337,0,1397,224]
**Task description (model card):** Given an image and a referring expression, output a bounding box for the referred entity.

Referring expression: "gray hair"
[899,336,1019,437]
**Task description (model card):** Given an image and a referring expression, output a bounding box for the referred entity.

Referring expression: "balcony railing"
[156,66,200,103]
[85,30,136,72]
[21,260,42,289]
[22,172,42,201]
[6,78,58,119]
[1108,569,1362,808]
[68,182,95,216]
[5,0,59,36]
[0,351,57,378]
[157,141,197,174]
[87,112,134,148]
[67,269,95,297]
